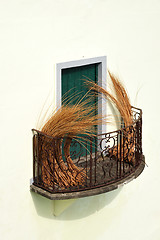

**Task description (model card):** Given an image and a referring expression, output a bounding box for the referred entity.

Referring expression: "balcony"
[30,106,145,200]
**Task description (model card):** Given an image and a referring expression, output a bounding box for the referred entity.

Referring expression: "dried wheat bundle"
[39,98,107,188]
[85,71,134,162]
[85,71,132,127]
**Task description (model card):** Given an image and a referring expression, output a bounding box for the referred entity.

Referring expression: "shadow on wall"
[31,187,122,220]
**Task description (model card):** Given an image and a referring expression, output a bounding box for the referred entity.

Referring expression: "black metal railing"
[32,106,143,194]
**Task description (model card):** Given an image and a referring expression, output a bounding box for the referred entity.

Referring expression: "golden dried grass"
[85,71,132,127]
[85,71,134,163]
[39,96,108,188]
[41,104,97,138]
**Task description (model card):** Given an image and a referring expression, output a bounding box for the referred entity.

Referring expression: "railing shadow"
[31,186,122,220]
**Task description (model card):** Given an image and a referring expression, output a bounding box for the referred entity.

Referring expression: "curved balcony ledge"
[30,106,145,200]
[30,155,145,200]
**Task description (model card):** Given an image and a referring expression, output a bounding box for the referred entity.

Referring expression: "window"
[56,56,107,135]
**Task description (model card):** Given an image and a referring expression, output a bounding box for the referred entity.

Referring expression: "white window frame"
[56,56,107,135]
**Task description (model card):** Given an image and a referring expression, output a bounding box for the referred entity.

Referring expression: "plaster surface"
[0,1,160,239]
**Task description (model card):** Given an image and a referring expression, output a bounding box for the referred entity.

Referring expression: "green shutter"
[61,63,98,158]
[62,64,98,105]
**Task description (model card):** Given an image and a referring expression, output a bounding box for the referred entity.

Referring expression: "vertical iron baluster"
[119,130,122,177]
[52,139,55,192]
[136,120,140,164]
[90,137,92,187]
[33,134,35,182]
[37,133,39,185]
[135,122,137,166]
[116,132,119,179]
[94,136,97,185]
[86,139,88,186]
[39,135,42,185]
[139,117,142,156]
[123,129,125,174]
[134,125,136,165]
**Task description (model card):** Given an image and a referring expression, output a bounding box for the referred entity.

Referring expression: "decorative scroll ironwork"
[32,106,143,193]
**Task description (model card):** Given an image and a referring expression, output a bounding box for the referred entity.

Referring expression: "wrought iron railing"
[32,106,143,194]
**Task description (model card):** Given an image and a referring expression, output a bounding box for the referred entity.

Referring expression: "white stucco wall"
[0,0,160,239]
